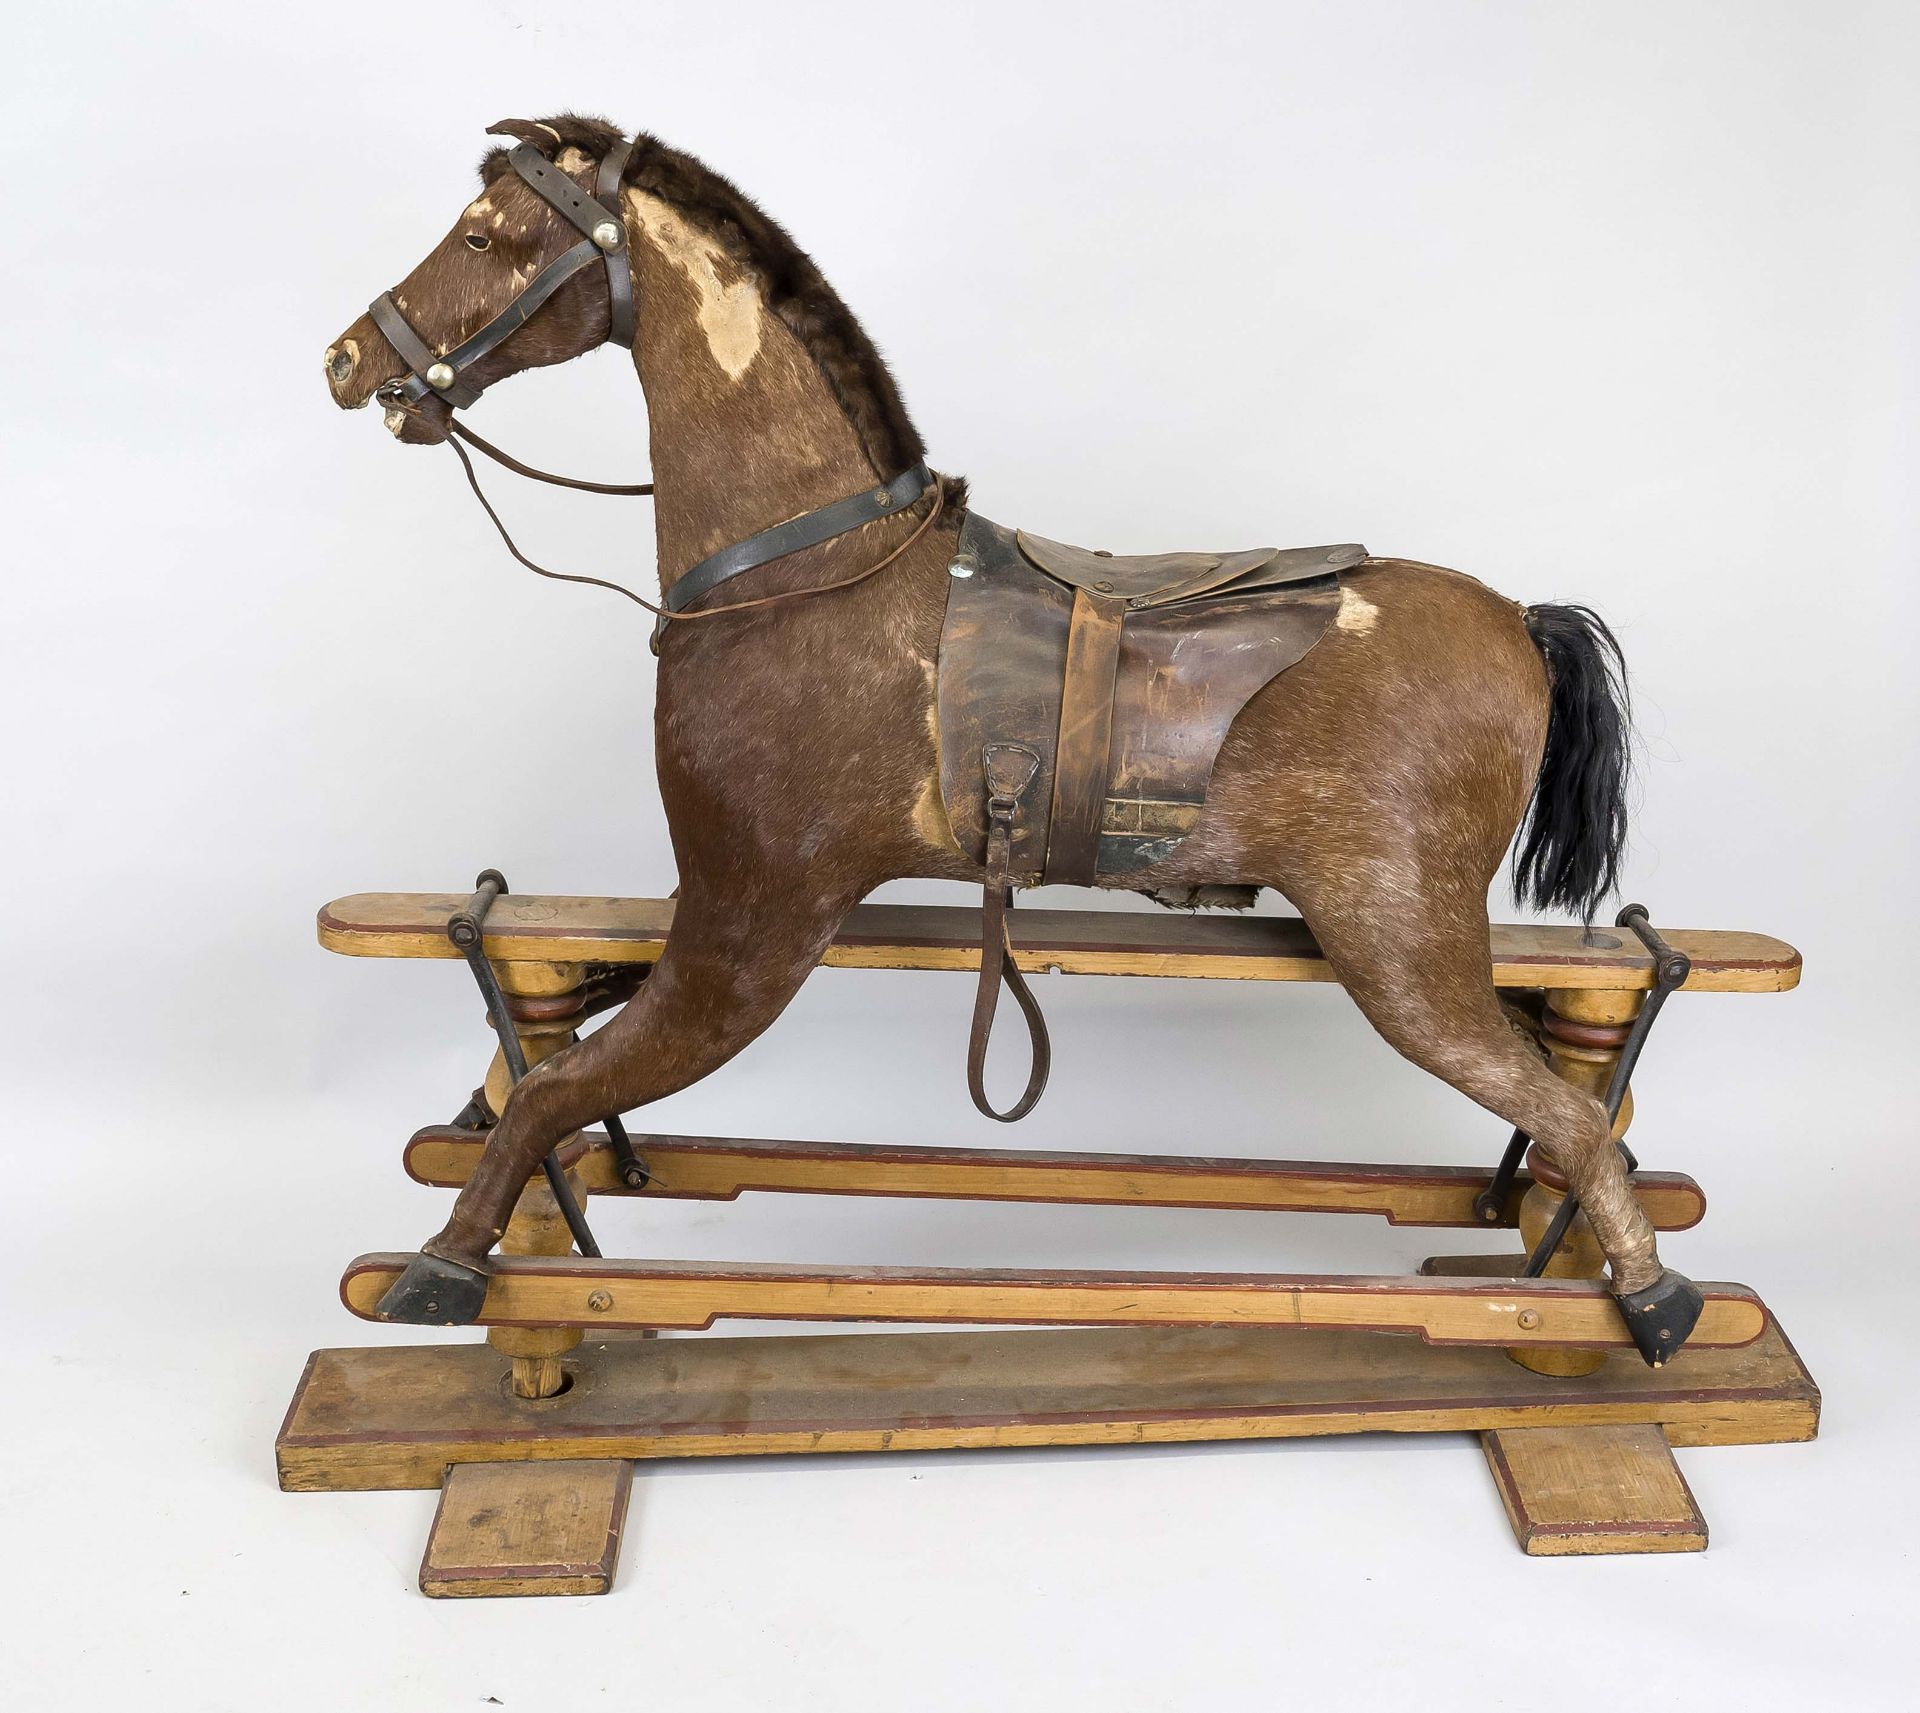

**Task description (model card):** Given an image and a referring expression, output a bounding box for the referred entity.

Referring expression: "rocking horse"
[288,114,1813,1594]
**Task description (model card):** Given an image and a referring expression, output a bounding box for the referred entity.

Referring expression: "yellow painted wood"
[339,1253,1768,1351]
[405,1128,1708,1231]
[276,1318,1819,1493]
[318,893,1802,994]
[1483,1424,1707,1555]
[419,1460,630,1597]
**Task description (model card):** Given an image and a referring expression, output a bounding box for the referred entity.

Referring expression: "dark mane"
[483,114,927,480]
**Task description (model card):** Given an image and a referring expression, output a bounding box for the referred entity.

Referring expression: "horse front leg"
[375,869,861,1323]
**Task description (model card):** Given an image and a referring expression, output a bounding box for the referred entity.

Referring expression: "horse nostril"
[328,348,354,384]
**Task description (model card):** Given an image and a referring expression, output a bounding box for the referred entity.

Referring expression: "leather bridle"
[372,140,635,412]
[366,132,941,634]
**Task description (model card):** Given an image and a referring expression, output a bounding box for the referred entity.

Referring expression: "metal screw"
[591,219,623,250]
[1094,579,1115,594]
[587,1290,614,1312]
[1516,1309,1540,1330]
[425,361,455,390]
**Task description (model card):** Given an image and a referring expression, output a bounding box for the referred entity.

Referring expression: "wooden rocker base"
[279,1309,1816,1583]
[296,890,1812,1586]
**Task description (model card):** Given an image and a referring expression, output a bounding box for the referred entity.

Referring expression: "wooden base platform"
[280,1316,1816,1495]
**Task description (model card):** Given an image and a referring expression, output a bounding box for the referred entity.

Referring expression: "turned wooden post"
[1507,986,1642,1377]
[482,959,590,1400]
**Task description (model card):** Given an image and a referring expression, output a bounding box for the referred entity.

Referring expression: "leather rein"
[370,133,943,635]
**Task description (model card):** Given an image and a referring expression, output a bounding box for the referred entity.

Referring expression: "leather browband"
[663,462,934,616]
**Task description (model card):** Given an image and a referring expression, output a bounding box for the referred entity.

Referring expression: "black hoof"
[1615,1268,1704,1368]
[375,1251,490,1325]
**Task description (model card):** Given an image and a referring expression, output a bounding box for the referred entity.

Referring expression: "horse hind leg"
[1284,865,1702,1365]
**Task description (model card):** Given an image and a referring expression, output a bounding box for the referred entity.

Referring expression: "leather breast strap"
[662,462,934,616]
[1043,590,1127,886]
[967,743,1052,1123]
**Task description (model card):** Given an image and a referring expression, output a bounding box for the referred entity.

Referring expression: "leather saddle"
[936,511,1364,1119]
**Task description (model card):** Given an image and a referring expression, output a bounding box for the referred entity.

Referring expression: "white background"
[4,3,1916,1708]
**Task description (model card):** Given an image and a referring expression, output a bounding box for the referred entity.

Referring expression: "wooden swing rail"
[404,1124,1709,1230]
[340,1252,1768,1352]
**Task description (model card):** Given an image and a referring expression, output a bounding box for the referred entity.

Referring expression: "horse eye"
[463,233,491,252]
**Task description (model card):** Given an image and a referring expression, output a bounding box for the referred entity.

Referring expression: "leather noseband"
[371,138,636,410]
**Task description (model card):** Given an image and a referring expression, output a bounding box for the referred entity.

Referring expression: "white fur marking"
[1336,586,1380,635]
[624,187,764,381]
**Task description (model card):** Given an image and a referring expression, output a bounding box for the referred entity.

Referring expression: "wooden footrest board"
[278,1318,1817,1493]
[1484,1425,1707,1555]
[420,1459,631,1597]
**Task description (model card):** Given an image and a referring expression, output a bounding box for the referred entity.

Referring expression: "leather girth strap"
[1044,590,1127,887]
[968,744,1052,1122]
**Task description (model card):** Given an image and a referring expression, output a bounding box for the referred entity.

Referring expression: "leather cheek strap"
[596,139,636,347]
[510,141,635,348]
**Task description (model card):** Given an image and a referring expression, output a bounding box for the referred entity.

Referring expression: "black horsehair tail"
[1514,603,1633,925]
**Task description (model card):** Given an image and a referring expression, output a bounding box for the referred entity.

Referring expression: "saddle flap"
[940,513,1348,885]
[1016,531,1365,608]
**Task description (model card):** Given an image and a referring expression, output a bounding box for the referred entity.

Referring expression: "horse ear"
[485,119,564,155]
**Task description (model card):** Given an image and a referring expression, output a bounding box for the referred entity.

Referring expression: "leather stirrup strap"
[967,744,1051,1122]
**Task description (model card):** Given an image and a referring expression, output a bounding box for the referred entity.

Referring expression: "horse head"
[324,116,632,444]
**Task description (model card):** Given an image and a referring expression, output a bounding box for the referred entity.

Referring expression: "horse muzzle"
[375,384,454,444]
